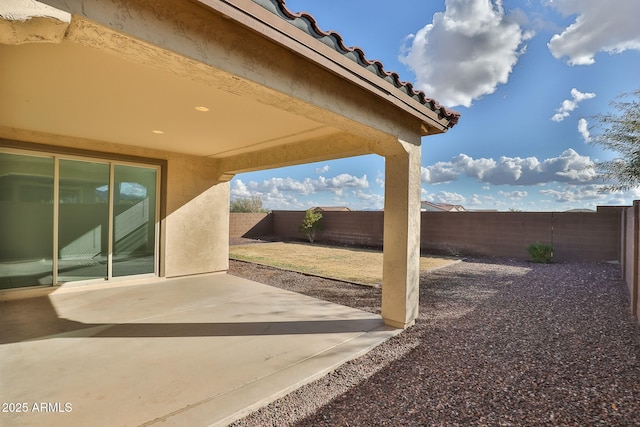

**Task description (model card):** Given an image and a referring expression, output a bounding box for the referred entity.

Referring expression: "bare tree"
[230,195,268,213]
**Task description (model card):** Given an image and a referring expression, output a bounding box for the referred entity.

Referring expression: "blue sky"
[231,0,640,211]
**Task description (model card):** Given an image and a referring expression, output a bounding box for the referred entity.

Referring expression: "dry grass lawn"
[229,241,458,286]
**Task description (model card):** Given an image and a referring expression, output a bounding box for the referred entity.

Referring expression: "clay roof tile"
[253,0,460,128]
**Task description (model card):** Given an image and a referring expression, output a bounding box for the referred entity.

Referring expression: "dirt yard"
[229,257,640,426]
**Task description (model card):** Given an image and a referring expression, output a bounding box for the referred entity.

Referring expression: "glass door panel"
[0,152,54,288]
[57,159,109,282]
[1,150,159,288]
[112,165,157,277]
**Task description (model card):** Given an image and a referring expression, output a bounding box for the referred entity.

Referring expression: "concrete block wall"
[267,210,385,247]
[553,207,621,261]
[621,202,639,322]
[320,211,384,247]
[420,212,553,259]
[229,213,272,238]
[230,207,623,262]
[231,205,635,322]
[622,206,635,296]
[419,208,622,261]
[270,210,305,241]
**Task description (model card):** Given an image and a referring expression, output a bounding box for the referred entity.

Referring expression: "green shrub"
[299,209,323,243]
[527,242,553,263]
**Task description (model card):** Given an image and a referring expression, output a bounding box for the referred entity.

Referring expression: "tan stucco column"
[382,140,422,329]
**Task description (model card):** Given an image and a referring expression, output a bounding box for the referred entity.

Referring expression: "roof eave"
[192,0,458,134]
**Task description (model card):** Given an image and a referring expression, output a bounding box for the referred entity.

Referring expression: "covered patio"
[1,275,398,426]
[1,1,458,425]
[1,0,458,329]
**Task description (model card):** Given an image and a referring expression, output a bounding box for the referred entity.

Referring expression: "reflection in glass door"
[0,149,159,288]
[0,152,54,288]
[57,159,109,283]
[113,165,157,277]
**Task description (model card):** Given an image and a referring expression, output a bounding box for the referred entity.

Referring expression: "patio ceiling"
[1,0,459,170]
[0,39,340,159]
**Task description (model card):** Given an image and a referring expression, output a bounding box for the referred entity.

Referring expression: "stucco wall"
[163,155,229,277]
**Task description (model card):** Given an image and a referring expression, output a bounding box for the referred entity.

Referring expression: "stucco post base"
[382,140,421,329]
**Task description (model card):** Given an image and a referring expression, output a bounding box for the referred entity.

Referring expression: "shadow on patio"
[0,274,399,427]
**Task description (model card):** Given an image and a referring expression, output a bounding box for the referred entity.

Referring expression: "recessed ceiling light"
[152,130,164,134]
[194,106,209,112]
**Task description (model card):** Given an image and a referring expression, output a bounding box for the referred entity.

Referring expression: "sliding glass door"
[0,149,159,289]
[57,159,110,282]
[113,165,157,277]
[0,152,55,288]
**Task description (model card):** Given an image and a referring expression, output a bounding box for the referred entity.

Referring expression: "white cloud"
[605,196,627,205]
[469,194,483,206]
[603,188,640,206]
[400,0,533,107]
[259,177,316,195]
[421,161,459,184]
[353,190,385,210]
[451,154,500,180]
[230,179,252,198]
[550,88,595,122]
[315,165,330,174]
[261,191,305,210]
[577,118,591,142]
[230,173,370,210]
[626,188,640,200]
[537,183,640,207]
[231,178,309,210]
[539,184,604,203]
[499,190,528,199]
[315,174,369,193]
[547,149,597,182]
[424,190,467,205]
[547,0,640,65]
[421,148,597,186]
[452,153,542,185]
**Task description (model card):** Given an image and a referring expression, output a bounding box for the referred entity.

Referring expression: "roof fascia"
[192,0,452,134]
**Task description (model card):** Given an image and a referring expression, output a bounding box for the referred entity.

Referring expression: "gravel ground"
[228,257,640,427]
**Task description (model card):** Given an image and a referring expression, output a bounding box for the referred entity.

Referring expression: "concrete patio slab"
[0,274,399,427]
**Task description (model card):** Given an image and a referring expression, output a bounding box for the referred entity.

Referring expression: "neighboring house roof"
[312,206,351,212]
[421,201,466,212]
[253,0,460,128]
